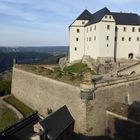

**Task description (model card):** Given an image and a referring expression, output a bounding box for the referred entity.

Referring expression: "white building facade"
[69,7,140,63]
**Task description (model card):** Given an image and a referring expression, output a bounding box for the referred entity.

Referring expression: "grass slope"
[4,95,34,117]
[64,63,90,73]
[0,105,18,131]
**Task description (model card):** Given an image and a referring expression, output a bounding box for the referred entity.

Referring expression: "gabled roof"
[86,7,111,26]
[72,7,140,26]
[40,105,74,140]
[76,9,92,20]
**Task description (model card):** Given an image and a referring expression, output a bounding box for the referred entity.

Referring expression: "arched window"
[128,53,134,59]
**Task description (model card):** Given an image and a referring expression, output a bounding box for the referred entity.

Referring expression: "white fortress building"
[69,7,140,63]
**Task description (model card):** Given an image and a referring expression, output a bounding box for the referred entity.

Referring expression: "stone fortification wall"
[12,67,140,136]
[11,68,86,134]
[86,76,140,135]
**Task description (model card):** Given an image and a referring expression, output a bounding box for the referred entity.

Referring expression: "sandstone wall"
[86,77,140,135]
[12,67,140,136]
[11,68,86,133]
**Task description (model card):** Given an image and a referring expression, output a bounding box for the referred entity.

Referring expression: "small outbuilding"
[36,105,75,140]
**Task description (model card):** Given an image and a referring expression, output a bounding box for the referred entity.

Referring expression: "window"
[105,15,107,19]
[87,28,88,32]
[107,44,109,47]
[75,47,77,51]
[90,27,92,32]
[123,27,126,32]
[107,36,109,41]
[107,25,110,30]
[77,29,80,33]
[82,21,85,24]
[122,37,125,41]
[89,37,92,41]
[109,16,111,19]
[94,36,96,41]
[132,27,135,32]
[129,37,131,41]
[139,28,140,32]
[115,37,117,41]
[94,25,96,31]
[124,96,129,104]
[76,38,79,41]
[128,53,134,59]
[115,27,118,32]
[137,37,140,41]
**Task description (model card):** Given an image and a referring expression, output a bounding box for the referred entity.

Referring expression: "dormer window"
[109,16,111,19]
[105,16,107,19]
[82,21,85,25]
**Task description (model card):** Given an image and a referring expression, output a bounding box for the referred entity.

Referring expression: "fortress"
[11,66,140,136]
[69,7,140,63]
[11,7,140,138]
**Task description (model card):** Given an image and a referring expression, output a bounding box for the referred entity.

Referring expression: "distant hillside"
[0,52,51,72]
[0,47,68,72]
[0,46,68,56]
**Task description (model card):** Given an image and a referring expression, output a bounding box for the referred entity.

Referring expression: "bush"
[0,80,11,96]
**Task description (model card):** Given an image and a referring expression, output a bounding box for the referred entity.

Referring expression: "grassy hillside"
[0,105,18,131]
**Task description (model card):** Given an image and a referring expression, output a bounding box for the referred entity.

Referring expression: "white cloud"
[0,3,38,21]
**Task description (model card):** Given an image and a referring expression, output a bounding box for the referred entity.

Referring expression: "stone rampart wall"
[11,68,86,133]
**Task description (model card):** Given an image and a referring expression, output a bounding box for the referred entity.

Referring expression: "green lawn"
[64,63,90,73]
[4,95,34,117]
[0,105,18,131]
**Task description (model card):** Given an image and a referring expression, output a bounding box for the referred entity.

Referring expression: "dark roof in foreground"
[74,7,140,26]
[40,105,74,140]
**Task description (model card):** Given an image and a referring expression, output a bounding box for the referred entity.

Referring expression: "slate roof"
[86,7,111,25]
[112,12,140,25]
[40,105,74,140]
[74,7,140,26]
[76,9,92,20]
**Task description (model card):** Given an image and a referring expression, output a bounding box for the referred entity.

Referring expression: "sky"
[0,0,139,46]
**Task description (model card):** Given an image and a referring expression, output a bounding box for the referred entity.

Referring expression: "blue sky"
[0,0,139,46]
